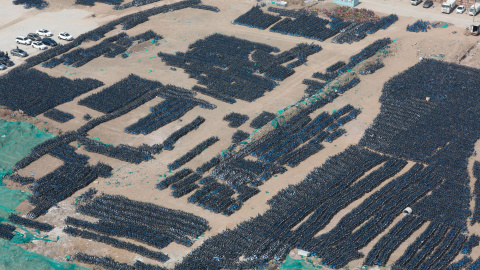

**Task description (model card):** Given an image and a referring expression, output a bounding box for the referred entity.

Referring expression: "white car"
[0,64,6,70]
[32,41,47,50]
[58,32,74,41]
[457,5,466,13]
[36,29,53,37]
[16,36,32,45]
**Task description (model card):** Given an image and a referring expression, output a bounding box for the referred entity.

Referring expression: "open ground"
[2,0,480,269]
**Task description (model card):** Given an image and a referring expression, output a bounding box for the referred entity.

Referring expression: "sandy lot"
[2,0,480,269]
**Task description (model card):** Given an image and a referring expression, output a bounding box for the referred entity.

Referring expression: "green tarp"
[279,255,319,270]
[0,119,89,270]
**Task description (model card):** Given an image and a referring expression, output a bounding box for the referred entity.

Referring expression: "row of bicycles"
[75,253,166,270]
[75,0,123,6]
[12,0,48,9]
[163,116,205,150]
[79,74,163,113]
[0,68,103,116]
[167,136,219,170]
[158,34,319,104]
[223,112,249,128]
[125,98,197,135]
[43,108,74,123]
[65,224,169,262]
[73,194,209,250]
[233,6,280,30]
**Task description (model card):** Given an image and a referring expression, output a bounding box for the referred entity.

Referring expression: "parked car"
[36,29,53,37]
[10,47,28,57]
[27,33,42,41]
[0,51,14,67]
[0,64,6,70]
[423,0,433,8]
[32,41,47,50]
[411,0,422,6]
[0,59,14,67]
[58,32,74,41]
[41,37,57,47]
[16,36,32,45]
[457,5,466,13]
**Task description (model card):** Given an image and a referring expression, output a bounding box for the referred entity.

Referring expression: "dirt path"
[353,0,479,28]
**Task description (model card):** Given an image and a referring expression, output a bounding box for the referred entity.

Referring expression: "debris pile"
[407,20,431,32]
[323,6,380,22]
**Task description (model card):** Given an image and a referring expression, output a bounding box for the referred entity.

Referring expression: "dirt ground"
[2,0,480,269]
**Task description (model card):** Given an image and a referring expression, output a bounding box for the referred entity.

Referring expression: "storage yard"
[2,0,480,269]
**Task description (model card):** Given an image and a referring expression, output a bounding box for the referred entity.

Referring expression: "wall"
[333,0,360,7]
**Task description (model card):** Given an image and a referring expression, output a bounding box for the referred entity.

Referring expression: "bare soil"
[2,0,480,269]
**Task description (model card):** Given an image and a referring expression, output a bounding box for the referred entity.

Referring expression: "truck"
[411,0,422,5]
[469,3,480,15]
[441,0,456,13]
[471,23,480,35]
